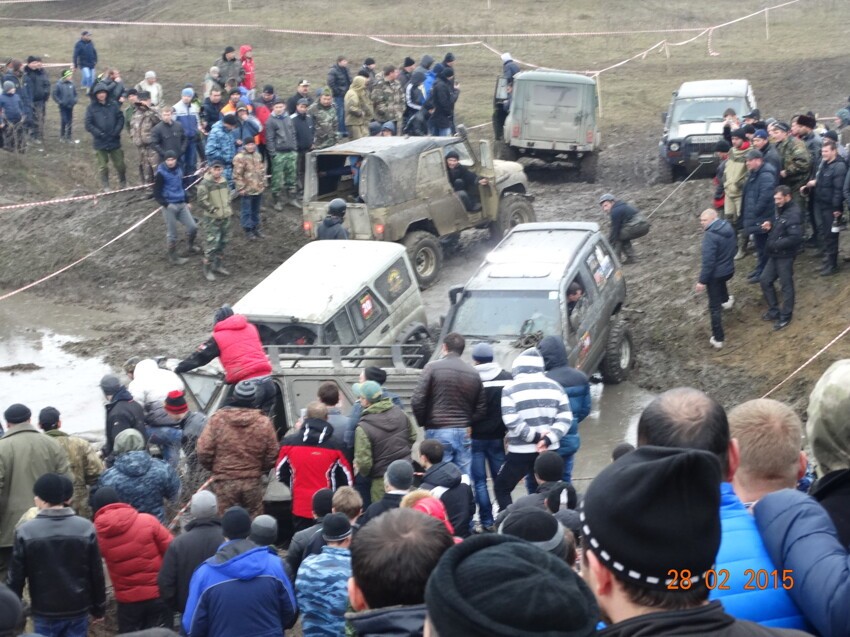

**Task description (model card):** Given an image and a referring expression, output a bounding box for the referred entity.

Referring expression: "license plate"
[688,135,722,144]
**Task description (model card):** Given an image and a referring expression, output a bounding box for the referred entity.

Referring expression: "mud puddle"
[0,292,115,435]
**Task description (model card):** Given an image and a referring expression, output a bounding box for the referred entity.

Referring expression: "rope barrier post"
[764,8,769,39]
[595,73,603,118]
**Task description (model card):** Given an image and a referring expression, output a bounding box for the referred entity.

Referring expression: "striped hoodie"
[501,348,572,453]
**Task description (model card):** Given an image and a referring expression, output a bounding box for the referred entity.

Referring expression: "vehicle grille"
[684,135,723,156]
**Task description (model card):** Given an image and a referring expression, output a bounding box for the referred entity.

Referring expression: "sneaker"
[709,337,724,349]
[721,295,735,310]
[253,229,265,239]
[773,318,791,331]
[746,274,761,284]
[762,311,779,322]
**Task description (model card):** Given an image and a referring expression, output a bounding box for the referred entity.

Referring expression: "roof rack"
[265,343,427,370]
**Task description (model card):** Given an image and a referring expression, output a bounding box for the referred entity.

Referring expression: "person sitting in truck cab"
[445,150,488,212]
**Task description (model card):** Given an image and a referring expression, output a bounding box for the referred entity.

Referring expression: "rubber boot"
[100,169,110,193]
[734,232,747,260]
[272,192,283,212]
[186,231,202,255]
[288,189,302,209]
[118,170,127,189]
[202,259,217,281]
[168,242,189,265]
[213,256,231,276]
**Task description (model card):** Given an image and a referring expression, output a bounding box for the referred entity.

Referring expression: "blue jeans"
[81,67,94,90]
[146,425,182,469]
[471,438,505,527]
[435,127,452,137]
[240,193,262,232]
[334,96,347,135]
[181,139,197,175]
[34,614,88,637]
[425,427,471,477]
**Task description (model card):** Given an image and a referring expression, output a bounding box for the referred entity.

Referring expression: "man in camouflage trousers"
[232,137,266,239]
[130,90,161,184]
[265,99,299,211]
[196,381,280,517]
[308,88,339,150]
[371,65,404,134]
[771,121,811,228]
[195,160,233,282]
[39,407,103,518]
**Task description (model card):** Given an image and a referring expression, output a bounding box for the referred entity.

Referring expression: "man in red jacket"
[92,487,173,633]
[175,305,276,414]
[277,402,353,531]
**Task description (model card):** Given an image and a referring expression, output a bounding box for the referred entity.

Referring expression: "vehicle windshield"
[670,97,747,124]
[450,290,562,338]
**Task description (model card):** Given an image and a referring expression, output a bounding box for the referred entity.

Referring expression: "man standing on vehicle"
[696,208,736,350]
[599,193,649,264]
[411,333,486,478]
[174,305,276,414]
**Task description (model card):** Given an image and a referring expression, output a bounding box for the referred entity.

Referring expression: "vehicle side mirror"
[448,285,464,306]
[661,112,667,123]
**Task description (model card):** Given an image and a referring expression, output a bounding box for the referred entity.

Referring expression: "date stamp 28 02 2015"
[666,569,795,591]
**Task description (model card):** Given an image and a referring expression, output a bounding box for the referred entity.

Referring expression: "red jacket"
[94,503,173,603]
[240,45,255,91]
[276,419,353,518]
[212,314,272,384]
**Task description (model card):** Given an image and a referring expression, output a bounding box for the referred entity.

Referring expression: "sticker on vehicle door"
[359,294,375,320]
[578,331,592,368]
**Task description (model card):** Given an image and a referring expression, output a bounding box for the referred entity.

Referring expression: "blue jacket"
[0,91,24,123]
[173,101,199,139]
[97,451,180,522]
[154,162,187,205]
[755,488,849,637]
[73,39,98,69]
[537,335,590,457]
[710,483,809,630]
[699,218,736,284]
[205,120,237,166]
[183,539,298,637]
[52,79,78,109]
[742,162,779,235]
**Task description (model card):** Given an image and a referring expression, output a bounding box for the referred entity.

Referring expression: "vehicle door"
[346,286,391,347]
[523,81,581,144]
[416,148,465,234]
[475,140,498,222]
[577,240,619,375]
[564,266,600,373]
[371,256,421,340]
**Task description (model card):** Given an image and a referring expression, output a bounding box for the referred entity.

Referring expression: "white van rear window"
[532,84,578,108]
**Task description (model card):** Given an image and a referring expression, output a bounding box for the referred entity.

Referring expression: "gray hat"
[385,459,414,490]
[250,514,279,546]
[233,380,257,401]
[191,490,218,520]
[2,81,14,92]
[114,428,146,454]
[598,193,616,204]
[471,342,494,362]
[745,148,763,160]
[100,374,122,395]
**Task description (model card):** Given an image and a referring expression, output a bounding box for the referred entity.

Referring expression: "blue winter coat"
[710,482,809,630]
[742,162,778,234]
[73,38,98,69]
[154,162,187,205]
[537,335,591,457]
[97,451,180,522]
[52,79,78,109]
[755,488,849,637]
[183,539,297,637]
[0,92,24,123]
[699,218,736,284]
[205,120,236,167]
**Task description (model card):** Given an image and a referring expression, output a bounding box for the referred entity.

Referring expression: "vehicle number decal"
[359,294,374,320]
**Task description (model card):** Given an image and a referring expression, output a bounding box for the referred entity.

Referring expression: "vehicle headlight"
[669,142,680,152]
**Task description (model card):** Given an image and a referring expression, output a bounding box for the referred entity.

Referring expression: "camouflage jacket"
[371,78,404,124]
[45,429,103,518]
[130,104,160,147]
[308,102,339,149]
[195,172,232,219]
[777,136,811,185]
[196,406,279,480]
[232,148,266,195]
[296,546,351,637]
[723,145,749,197]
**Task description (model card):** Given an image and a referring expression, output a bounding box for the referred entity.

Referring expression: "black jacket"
[7,508,107,618]
[284,519,322,580]
[598,600,810,637]
[421,461,474,538]
[327,63,352,98]
[24,67,51,103]
[742,162,778,235]
[358,493,404,528]
[430,76,456,129]
[608,200,637,243]
[814,156,847,211]
[103,387,147,458]
[760,142,782,174]
[150,120,187,160]
[411,353,486,430]
[200,98,224,133]
[291,112,315,151]
[84,84,124,150]
[495,480,577,527]
[157,518,224,613]
[472,363,511,440]
[447,163,478,195]
[347,604,426,637]
[810,468,850,548]
[699,218,737,283]
[286,93,313,117]
[316,215,349,240]
[403,108,430,136]
[765,201,803,258]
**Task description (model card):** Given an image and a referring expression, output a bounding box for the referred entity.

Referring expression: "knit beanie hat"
[190,490,218,520]
[213,304,234,324]
[403,56,415,67]
[730,128,747,139]
[385,459,414,490]
[837,108,850,127]
[441,67,455,80]
[363,366,387,384]
[807,359,850,475]
[233,380,257,402]
[38,406,61,429]
[580,445,722,590]
[92,487,121,513]
[250,514,279,546]
[312,488,334,517]
[61,68,73,79]
[425,534,599,637]
[2,80,14,93]
[114,428,146,454]
[222,506,252,540]
[3,403,30,424]
[33,473,74,506]
[99,374,122,395]
[500,508,567,556]
[322,512,352,542]
[0,584,23,633]
[182,87,194,98]
[164,390,188,415]
[534,451,564,482]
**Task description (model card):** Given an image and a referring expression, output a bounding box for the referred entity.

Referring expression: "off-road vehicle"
[659,79,757,182]
[436,222,634,383]
[301,131,535,288]
[493,70,600,181]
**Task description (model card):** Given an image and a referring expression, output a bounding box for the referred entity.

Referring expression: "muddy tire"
[491,195,536,242]
[659,159,677,184]
[399,322,433,368]
[496,141,519,162]
[579,153,599,183]
[403,231,442,289]
[600,319,634,384]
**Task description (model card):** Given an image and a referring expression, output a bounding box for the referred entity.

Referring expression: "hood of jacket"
[299,418,335,445]
[475,361,505,382]
[362,397,396,422]
[537,336,569,370]
[347,604,426,637]
[208,540,274,580]
[115,449,154,477]
[420,55,434,68]
[422,461,462,489]
[707,218,735,240]
[351,76,367,92]
[214,313,249,333]
[95,502,140,538]
[109,386,134,404]
[322,215,343,228]
[511,347,546,378]
[219,406,262,427]
[239,44,252,60]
